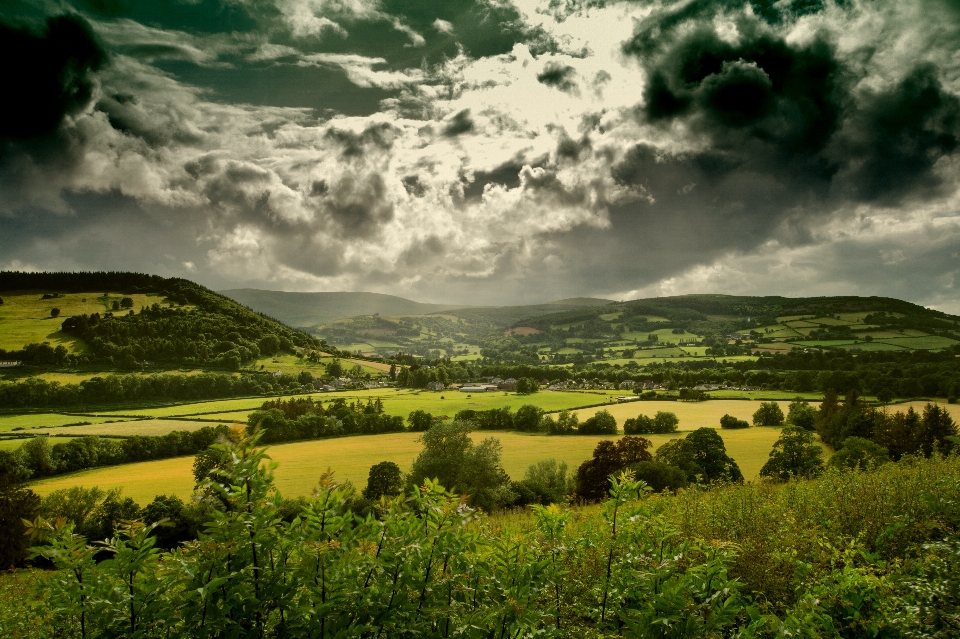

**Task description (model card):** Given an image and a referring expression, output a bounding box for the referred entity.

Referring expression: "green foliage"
[0,371,290,409]
[515,377,539,394]
[655,427,744,483]
[407,420,515,512]
[817,393,958,459]
[787,397,817,430]
[629,460,689,493]
[513,403,543,431]
[515,459,572,505]
[760,426,826,481]
[574,436,653,501]
[407,409,433,432]
[578,409,617,434]
[363,461,403,501]
[540,409,579,435]
[720,413,750,429]
[624,410,680,434]
[248,396,402,444]
[40,486,141,542]
[830,436,890,470]
[16,438,960,637]
[753,401,785,426]
[0,450,40,568]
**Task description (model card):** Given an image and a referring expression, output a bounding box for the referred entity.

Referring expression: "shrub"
[720,414,749,429]
[0,450,40,568]
[753,401,785,426]
[623,414,654,434]
[829,437,889,470]
[516,459,572,505]
[407,420,515,512]
[578,409,617,435]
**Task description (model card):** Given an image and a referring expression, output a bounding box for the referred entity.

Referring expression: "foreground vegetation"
[5,436,960,638]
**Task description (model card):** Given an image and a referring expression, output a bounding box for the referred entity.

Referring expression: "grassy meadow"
[26,419,224,437]
[570,399,809,428]
[30,426,788,504]
[0,412,132,433]
[0,291,174,353]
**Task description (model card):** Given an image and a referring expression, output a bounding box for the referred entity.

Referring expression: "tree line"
[0,371,298,408]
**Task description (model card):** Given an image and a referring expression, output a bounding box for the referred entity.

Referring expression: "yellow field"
[30,427,786,505]
[572,400,810,430]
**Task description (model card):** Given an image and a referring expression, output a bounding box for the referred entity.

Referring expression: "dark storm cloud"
[0,15,106,144]
[443,109,475,137]
[620,0,960,214]
[834,65,960,203]
[320,173,395,238]
[537,62,577,93]
[323,122,396,158]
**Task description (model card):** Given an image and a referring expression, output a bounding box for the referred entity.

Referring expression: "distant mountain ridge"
[218,290,470,327]
[218,289,615,328]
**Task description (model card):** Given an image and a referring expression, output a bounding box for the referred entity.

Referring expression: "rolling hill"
[218,289,615,329]
[218,290,467,327]
[0,272,322,368]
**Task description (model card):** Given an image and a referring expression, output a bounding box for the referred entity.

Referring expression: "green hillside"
[0,272,323,370]
[496,293,960,366]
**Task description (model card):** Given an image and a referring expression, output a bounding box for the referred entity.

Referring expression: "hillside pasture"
[0,292,169,352]
[30,427,787,504]
[875,335,958,349]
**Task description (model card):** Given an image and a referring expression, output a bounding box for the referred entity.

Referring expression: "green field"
[30,427,788,504]
[876,336,959,349]
[0,292,171,352]
[0,413,132,433]
[27,419,224,437]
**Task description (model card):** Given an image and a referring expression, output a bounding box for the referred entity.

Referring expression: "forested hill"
[0,271,324,369]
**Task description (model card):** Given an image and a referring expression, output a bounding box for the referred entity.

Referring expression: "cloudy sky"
[1,1,959,310]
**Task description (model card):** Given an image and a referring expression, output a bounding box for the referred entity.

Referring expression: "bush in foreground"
[19,436,960,638]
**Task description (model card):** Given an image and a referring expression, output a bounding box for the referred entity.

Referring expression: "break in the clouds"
[1,0,959,310]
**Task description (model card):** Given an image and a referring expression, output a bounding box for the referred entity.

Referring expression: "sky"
[1,1,959,311]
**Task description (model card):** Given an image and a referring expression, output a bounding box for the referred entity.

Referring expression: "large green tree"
[655,428,744,483]
[407,421,515,512]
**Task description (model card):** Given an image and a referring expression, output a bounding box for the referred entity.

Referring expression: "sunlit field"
[0,291,173,353]
[572,399,814,430]
[0,412,132,433]
[30,427,788,505]
[27,418,225,437]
